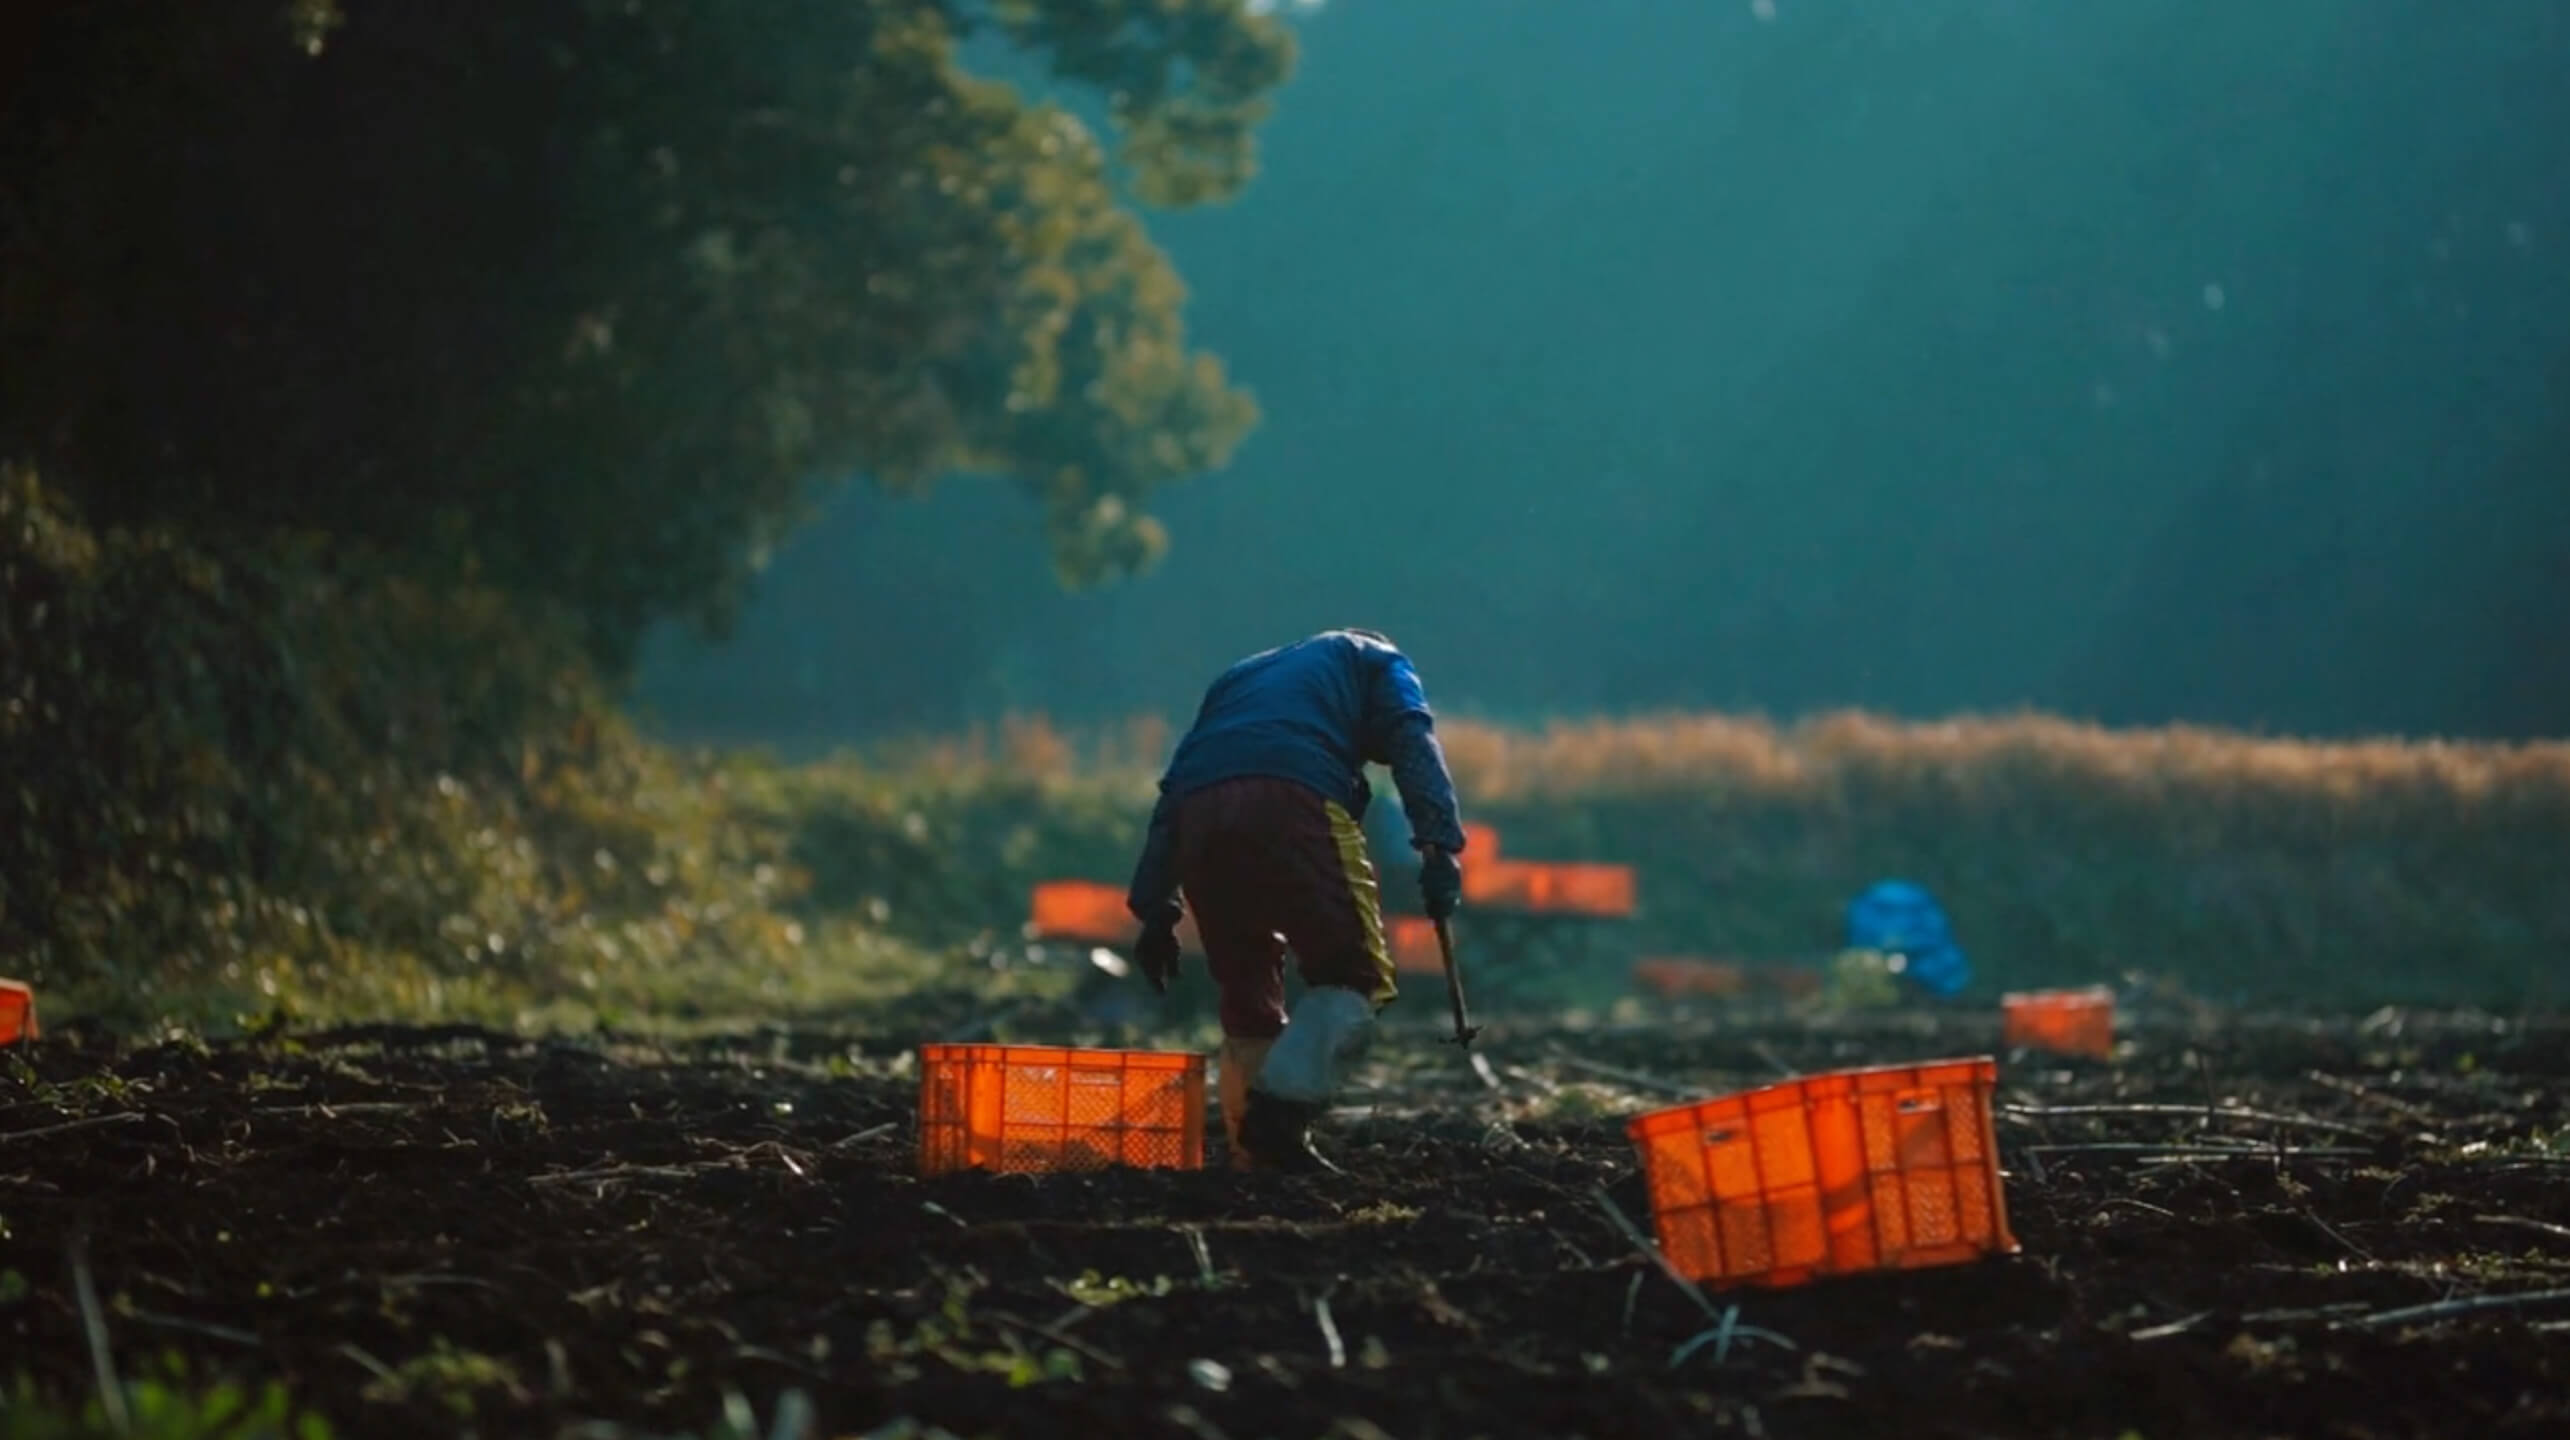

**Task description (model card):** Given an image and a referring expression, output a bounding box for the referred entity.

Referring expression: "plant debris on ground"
[4,1005,2567,1438]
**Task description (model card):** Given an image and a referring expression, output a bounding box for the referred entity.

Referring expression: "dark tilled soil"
[4,1005,2568,1439]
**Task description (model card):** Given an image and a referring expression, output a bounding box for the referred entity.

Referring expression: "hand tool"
[1434,916,1481,1047]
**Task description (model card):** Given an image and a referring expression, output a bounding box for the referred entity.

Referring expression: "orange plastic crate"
[1634,958,1829,1002]
[1389,914,1446,976]
[1025,881,1199,950]
[1028,880,1137,942]
[1633,957,1751,999]
[2001,986,2116,1059]
[0,979,33,1044]
[1461,821,1502,860]
[1625,1056,2018,1289]
[918,1043,1206,1177]
[1466,859,1637,916]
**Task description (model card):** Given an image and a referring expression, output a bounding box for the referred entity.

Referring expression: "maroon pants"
[1173,776,1399,1039]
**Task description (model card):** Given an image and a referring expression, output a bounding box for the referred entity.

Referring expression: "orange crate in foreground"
[2000,986,2116,1060]
[918,1043,1206,1178]
[0,980,33,1044]
[1625,1057,2017,1289]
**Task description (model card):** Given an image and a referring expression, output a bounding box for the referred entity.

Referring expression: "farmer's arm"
[1126,783,1184,929]
[1365,653,1467,855]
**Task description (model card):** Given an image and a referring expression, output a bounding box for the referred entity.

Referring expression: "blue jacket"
[1127,631,1468,925]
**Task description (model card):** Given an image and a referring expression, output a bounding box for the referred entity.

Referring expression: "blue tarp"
[1845,880,1971,996]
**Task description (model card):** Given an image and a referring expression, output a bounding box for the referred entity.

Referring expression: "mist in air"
[635,0,2570,749]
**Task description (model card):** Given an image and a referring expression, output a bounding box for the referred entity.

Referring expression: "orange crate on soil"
[1461,821,1501,860]
[1634,958,1828,1002]
[1633,957,1751,999]
[1026,880,1199,950]
[0,979,33,1044]
[1625,1056,2018,1289]
[1028,880,1136,942]
[1466,859,1636,916]
[1389,914,1446,976]
[2000,986,2116,1060]
[918,1043,1206,1177]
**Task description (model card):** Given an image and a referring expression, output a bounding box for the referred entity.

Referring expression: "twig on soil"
[531,1160,737,1187]
[1671,1310,1738,1367]
[2475,1214,2570,1244]
[1469,1052,1502,1090]
[1748,1042,1798,1079]
[2240,1301,2370,1324]
[2338,1286,2570,1330]
[1670,1312,1797,1369]
[384,1272,503,1292]
[70,1233,129,1435]
[1591,1186,1720,1322]
[2000,1102,2380,1139]
[2128,1310,2211,1341]
[1551,1053,1697,1097]
[832,1121,901,1149]
[251,1101,423,1118]
[2090,1198,2181,1223]
[121,1308,261,1347]
[1621,1271,1643,1335]
[1589,1185,1798,1363]
[731,1345,830,1385]
[1,1111,146,1145]
[337,1342,401,1386]
[2304,1209,2376,1263]
[2304,1070,2439,1124]
[1181,1226,1217,1287]
[2022,1142,2371,1159]
[1312,1292,1347,1369]
[985,1310,1127,1371]
[2190,1049,2223,1123]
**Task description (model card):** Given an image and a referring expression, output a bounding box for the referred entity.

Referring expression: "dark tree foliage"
[0,0,1286,671]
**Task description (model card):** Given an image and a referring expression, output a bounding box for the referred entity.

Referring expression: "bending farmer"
[1125,629,1468,1172]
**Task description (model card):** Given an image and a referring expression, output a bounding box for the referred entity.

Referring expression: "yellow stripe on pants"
[1323,800,1399,1009]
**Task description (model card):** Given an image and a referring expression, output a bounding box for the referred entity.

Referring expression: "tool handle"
[1435,916,1477,1044]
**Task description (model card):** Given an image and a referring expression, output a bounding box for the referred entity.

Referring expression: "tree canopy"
[1,0,1290,669]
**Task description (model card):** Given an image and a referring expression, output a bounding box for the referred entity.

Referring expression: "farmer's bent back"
[1126,629,1468,1172]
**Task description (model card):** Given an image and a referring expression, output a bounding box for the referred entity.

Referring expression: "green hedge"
[1,471,937,1029]
[12,458,2559,1025]
[787,713,2570,1009]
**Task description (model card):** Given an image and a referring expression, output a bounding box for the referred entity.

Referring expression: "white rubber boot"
[1218,1034,1275,1170]
[1254,985,1376,1103]
[1237,986,1377,1173]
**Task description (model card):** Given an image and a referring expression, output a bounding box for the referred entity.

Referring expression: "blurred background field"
[4,10,2568,1431]
[5,0,2566,1035]
[13,470,2563,1031]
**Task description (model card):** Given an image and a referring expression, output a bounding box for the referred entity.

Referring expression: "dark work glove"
[1136,918,1182,995]
[1418,846,1462,921]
